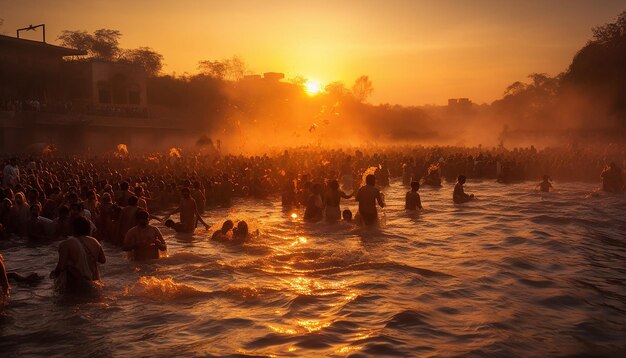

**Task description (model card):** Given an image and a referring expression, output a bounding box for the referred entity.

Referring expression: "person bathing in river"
[356,174,385,225]
[211,220,234,241]
[600,162,624,193]
[405,181,423,210]
[50,216,106,292]
[342,209,353,222]
[453,175,474,204]
[165,187,209,233]
[323,179,353,222]
[304,183,324,222]
[231,221,250,244]
[124,210,166,260]
[538,175,553,193]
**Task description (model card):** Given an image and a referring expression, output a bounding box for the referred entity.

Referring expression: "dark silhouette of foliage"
[352,75,373,103]
[563,11,626,117]
[119,47,164,76]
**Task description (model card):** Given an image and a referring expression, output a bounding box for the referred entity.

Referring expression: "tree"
[592,10,626,45]
[324,81,349,98]
[120,47,164,76]
[352,75,373,102]
[198,56,246,81]
[58,28,121,60]
[58,30,92,53]
[91,29,122,60]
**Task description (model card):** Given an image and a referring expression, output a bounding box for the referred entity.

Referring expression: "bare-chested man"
[124,210,166,260]
[117,195,140,245]
[165,187,209,233]
[355,174,385,225]
[50,216,106,291]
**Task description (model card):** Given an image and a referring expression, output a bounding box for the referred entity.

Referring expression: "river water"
[1,180,625,357]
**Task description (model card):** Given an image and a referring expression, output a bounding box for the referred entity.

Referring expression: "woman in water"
[231,221,250,244]
[323,180,353,222]
[211,220,234,241]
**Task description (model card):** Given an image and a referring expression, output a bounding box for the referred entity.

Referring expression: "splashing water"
[1,180,625,356]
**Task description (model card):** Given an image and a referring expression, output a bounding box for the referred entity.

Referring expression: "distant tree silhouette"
[352,75,373,102]
[563,10,626,117]
[58,28,164,76]
[119,47,164,76]
[58,29,121,60]
[198,56,245,81]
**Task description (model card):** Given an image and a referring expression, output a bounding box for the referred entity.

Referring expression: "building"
[69,60,148,110]
[0,34,85,103]
[447,97,473,114]
[0,33,184,153]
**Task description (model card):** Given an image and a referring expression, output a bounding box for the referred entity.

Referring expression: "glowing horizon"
[2,0,624,105]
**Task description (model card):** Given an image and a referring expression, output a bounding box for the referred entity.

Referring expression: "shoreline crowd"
[0,144,624,303]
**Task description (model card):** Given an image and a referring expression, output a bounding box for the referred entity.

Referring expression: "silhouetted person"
[538,175,553,192]
[50,216,106,292]
[453,175,474,204]
[356,174,385,225]
[601,162,624,193]
[304,183,324,222]
[405,181,423,210]
[123,210,166,261]
[211,220,233,241]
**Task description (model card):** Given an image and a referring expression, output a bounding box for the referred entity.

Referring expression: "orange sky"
[2,0,624,105]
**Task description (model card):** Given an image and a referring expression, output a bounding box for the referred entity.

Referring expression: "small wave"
[123,276,209,301]
[311,261,452,278]
[160,252,207,265]
[385,310,430,329]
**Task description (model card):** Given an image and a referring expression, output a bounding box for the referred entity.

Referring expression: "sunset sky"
[2,0,624,105]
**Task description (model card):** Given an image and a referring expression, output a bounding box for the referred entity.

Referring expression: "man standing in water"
[165,187,209,233]
[453,175,474,204]
[50,216,106,290]
[356,174,385,225]
[600,162,624,193]
[124,210,166,260]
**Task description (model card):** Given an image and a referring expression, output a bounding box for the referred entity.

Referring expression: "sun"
[304,79,323,96]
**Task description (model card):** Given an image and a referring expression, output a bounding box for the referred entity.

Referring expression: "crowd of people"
[0,143,624,302]
[0,99,149,118]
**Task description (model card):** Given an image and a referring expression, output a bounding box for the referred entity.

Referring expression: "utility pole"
[17,24,46,43]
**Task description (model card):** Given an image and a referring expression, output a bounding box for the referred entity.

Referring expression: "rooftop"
[0,34,86,57]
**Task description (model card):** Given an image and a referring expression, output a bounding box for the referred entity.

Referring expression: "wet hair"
[342,209,353,221]
[135,210,149,220]
[72,216,91,236]
[234,221,249,236]
[410,181,420,191]
[221,220,234,231]
[366,174,376,186]
[128,195,138,206]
